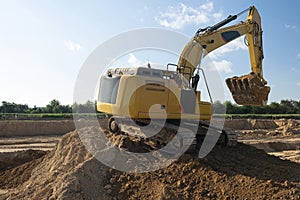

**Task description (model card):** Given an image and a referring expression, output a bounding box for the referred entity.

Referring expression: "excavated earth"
[0,119,299,199]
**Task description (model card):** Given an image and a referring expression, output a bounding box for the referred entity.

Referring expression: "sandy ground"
[0,120,75,137]
[239,136,300,163]
[235,119,300,164]
[0,119,299,199]
[0,136,60,152]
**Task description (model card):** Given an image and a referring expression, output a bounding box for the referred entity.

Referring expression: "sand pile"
[236,119,300,139]
[1,121,300,199]
[1,127,113,199]
[0,150,45,171]
[225,119,279,130]
[114,145,300,200]
[275,119,300,136]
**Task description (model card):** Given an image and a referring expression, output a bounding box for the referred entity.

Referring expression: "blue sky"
[0,0,299,106]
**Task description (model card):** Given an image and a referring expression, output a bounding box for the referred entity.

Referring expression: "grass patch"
[0,113,106,120]
[213,114,300,119]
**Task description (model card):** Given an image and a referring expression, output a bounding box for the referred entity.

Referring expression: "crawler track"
[103,117,237,155]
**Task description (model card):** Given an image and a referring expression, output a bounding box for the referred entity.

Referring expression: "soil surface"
[236,119,300,164]
[0,136,60,153]
[0,120,75,137]
[0,119,299,199]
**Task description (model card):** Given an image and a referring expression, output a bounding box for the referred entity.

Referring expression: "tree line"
[0,99,96,114]
[213,99,300,114]
[0,99,299,114]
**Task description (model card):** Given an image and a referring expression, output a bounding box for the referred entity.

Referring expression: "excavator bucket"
[226,73,270,106]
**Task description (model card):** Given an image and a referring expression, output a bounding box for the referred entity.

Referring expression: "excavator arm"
[177,6,270,106]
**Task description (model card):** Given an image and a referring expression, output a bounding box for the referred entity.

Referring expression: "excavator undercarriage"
[103,116,237,155]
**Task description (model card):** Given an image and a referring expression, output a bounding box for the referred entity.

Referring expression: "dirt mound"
[275,119,300,136]
[249,119,279,129]
[225,119,279,130]
[115,145,300,199]
[0,149,45,171]
[1,128,100,199]
[1,124,300,199]
[0,155,44,190]
[236,119,300,140]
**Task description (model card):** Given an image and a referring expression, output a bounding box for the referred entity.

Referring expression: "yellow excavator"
[97,6,270,148]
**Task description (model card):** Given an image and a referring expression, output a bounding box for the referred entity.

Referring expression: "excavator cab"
[226,73,270,106]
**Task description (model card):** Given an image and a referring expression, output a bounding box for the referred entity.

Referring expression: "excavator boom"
[226,6,270,106]
[177,6,270,106]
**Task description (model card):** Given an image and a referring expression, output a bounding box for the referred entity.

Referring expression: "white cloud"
[155,1,222,29]
[212,12,222,20]
[297,54,300,59]
[285,24,297,30]
[297,82,300,86]
[64,40,82,52]
[128,53,143,66]
[200,1,213,11]
[208,37,247,59]
[207,60,233,73]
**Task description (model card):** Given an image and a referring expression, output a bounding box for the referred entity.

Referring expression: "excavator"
[97,6,270,150]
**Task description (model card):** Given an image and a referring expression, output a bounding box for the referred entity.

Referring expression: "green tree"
[30,105,42,114]
[224,101,237,114]
[280,100,295,114]
[267,102,280,114]
[1,101,29,113]
[213,100,226,114]
[1,101,15,113]
[72,100,96,113]
[44,99,69,113]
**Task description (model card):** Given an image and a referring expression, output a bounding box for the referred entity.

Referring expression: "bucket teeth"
[226,73,270,106]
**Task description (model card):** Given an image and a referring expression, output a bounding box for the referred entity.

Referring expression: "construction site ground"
[0,118,299,199]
